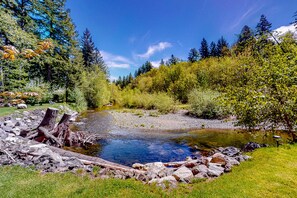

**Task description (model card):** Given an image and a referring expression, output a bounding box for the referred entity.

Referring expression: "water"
[74,110,290,166]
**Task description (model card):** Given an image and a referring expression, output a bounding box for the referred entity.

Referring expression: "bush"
[80,69,111,108]
[119,89,176,114]
[52,89,65,103]
[188,89,227,119]
[71,87,87,112]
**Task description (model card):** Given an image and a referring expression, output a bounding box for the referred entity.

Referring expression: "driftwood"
[24,108,98,148]
[49,145,146,175]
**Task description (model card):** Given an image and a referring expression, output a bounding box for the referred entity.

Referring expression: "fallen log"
[49,145,146,175]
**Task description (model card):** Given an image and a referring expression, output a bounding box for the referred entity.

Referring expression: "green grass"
[0,103,65,117]
[1,144,297,197]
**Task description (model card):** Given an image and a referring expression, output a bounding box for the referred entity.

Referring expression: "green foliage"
[188,89,227,119]
[116,89,176,114]
[224,34,297,132]
[69,87,87,112]
[80,69,111,108]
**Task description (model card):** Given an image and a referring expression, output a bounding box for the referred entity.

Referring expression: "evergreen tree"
[235,25,254,54]
[256,14,272,36]
[209,42,217,57]
[199,38,209,59]
[167,54,179,65]
[160,59,165,66]
[188,48,199,63]
[293,11,297,29]
[216,36,229,57]
[81,28,106,73]
[1,0,35,32]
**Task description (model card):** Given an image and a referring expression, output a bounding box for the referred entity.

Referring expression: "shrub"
[70,87,88,112]
[188,89,227,119]
[52,89,66,103]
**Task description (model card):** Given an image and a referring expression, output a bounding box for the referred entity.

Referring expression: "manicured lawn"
[1,144,297,197]
[0,103,64,117]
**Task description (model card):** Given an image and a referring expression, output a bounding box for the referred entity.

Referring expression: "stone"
[145,162,168,179]
[132,163,145,170]
[17,104,27,109]
[225,156,240,166]
[4,120,15,127]
[197,164,209,174]
[195,172,208,179]
[173,166,194,182]
[207,163,224,177]
[30,115,38,120]
[11,127,21,136]
[224,163,232,172]
[242,142,261,152]
[23,111,30,116]
[149,176,178,189]
[210,153,227,165]
[221,146,240,157]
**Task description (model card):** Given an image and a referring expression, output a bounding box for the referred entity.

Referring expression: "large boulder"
[173,166,194,182]
[17,104,27,109]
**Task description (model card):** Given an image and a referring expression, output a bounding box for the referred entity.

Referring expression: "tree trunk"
[38,108,59,130]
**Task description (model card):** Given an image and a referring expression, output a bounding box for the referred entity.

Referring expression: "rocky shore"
[110,109,237,130]
[0,107,256,189]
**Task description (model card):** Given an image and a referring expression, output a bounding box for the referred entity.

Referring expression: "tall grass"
[116,89,176,114]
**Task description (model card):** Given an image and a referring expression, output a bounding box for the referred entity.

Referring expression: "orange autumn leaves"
[0,40,53,60]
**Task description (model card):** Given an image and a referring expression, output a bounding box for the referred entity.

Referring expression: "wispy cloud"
[137,42,172,59]
[101,51,133,69]
[229,4,263,31]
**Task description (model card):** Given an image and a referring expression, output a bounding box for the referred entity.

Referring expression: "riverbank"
[110,109,237,130]
[1,144,296,197]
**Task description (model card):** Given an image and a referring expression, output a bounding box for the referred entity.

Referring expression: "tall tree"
[199,38,209,59]
[167,54,179,65]
[188,48,199,63]
[235,25,254,54]
[256,14,272,36]
[209,42,217,57]
[81,28,106,73]
[160,59,165,66]
[216,36,229,57]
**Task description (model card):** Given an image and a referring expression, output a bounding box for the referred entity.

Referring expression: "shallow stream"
[74,110,289,166]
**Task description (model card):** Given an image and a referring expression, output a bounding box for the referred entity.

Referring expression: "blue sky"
[66,0,297,80]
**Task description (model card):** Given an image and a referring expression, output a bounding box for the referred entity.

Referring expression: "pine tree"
[167,54,179,65]
[235,25,254,54]
[216,36,229,57]
[160,59,165,66]
[209,42,217,57]
[256,14,272,36]
[188,48,199,63]
[293,11,297,29]
[81,28,106,73]
[199,38,209,59]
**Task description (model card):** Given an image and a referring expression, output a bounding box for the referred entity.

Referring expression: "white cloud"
[150,57,170,68]
[271,24,297,42]
[101,51,133,68]
[109,76,118,81]
[137,42,172,59]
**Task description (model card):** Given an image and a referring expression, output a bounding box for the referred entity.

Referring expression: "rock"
[207,163,224,177]
[23,111,30,116]
[17,104,27,109]
[30,115,38,120]
[149,176,178,189]
[242,142,261,152]
[195,172,208,179]
[132,163,145,170]
[173,166,194,182]
[11,127,21,136]
[4,120,15,127]
[224,163,232,172]
[197,164,209,174]
[210,153,227,165]
[145,162,169,179]
[225,156,240,166]
[221,146,240,157]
